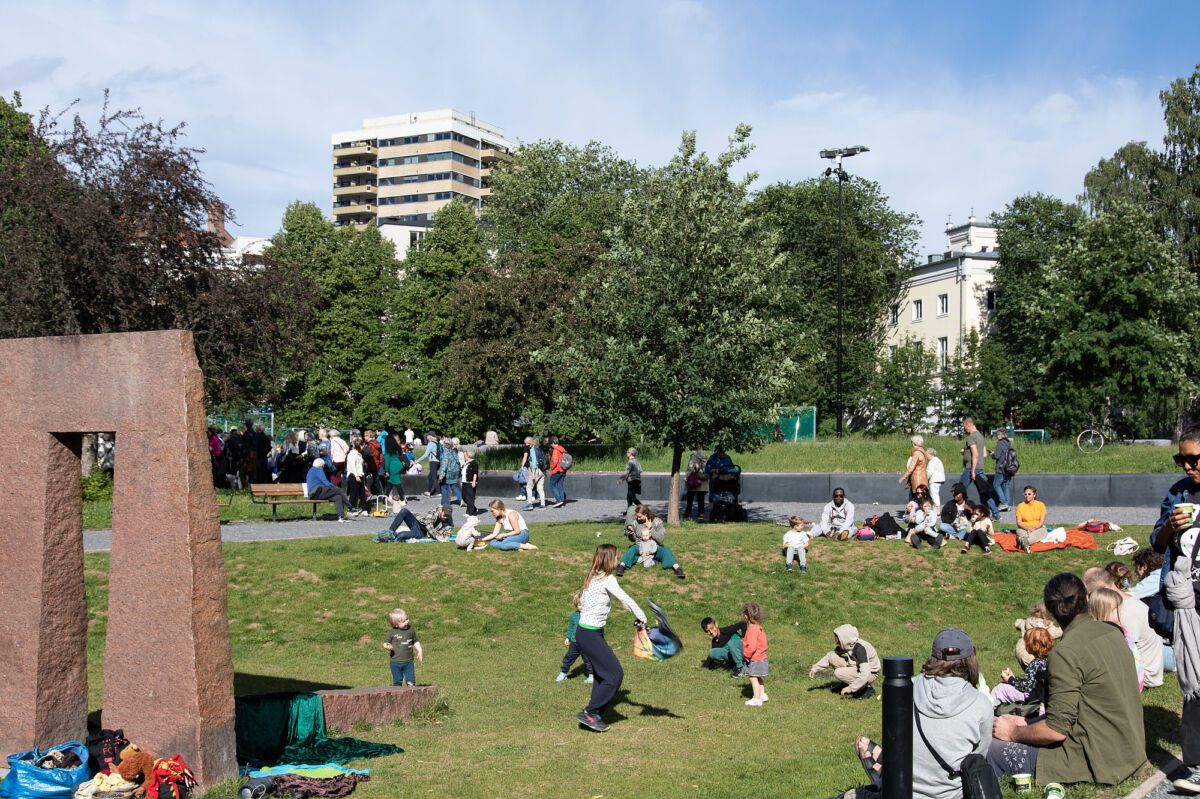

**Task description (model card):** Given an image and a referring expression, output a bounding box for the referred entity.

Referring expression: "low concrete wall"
[400,471,1178,509]
[317,686,438,731]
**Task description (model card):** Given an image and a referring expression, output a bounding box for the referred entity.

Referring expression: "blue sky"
[3,0,1198,255]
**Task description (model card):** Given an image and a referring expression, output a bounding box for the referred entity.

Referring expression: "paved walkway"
[82,493,1160,552]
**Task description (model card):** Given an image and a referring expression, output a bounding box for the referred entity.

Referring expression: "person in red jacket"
[549,435,568,508]
[740,602,769,706]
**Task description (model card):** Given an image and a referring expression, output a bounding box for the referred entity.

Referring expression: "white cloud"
[0,0,1176,254]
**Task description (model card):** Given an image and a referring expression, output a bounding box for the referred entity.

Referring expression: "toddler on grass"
[740,602,769,706]
[557,591,594,684]
[383,608,423,687]
[781,515,812,574]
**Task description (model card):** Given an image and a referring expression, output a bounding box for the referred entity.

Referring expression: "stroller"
[709,467,745,522]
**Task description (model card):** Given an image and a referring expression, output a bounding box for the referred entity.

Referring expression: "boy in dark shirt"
[697,616,747,674]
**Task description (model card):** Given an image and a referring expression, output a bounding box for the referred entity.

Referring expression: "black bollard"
[882,656,913,799]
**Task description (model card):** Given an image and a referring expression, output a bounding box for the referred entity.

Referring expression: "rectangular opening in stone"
[79,431,116,726]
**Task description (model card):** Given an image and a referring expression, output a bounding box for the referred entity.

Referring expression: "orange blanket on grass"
[992,525,1098,553]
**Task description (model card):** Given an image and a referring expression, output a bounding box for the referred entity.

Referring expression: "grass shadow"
[609,689,684,720]
[234,672,352,695]
[1145,703,1183,767]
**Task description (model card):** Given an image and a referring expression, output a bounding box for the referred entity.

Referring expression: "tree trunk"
[667,443,683,526]
[80,433,97,477]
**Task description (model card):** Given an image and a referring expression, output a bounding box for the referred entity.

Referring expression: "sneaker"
[856,685,877,700]
[337,517,350,523]
[584,675,594,684]
[615,564,625,577]
[999,505,1010,512]
[552,502,565,509]
[786,566,793,572]
[521,504,536,511]
[729,670,742,678]
[515,494,527,500]
[674,567,686,580]
[745,697,763,706]
[761,693,769,702]
[800,566,807,573]
[555,672,567,682]
[576,710,608,732]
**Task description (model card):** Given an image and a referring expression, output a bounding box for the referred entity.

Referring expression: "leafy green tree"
[865,337,938,434]
[938,330,1008,432]
[552,125,796,524]
[0,93,313,407]
[1045,200,1197,435]
[267,203,403,427]
[752,176,920,430]
[989,194,1087,423]
[388,198,488,429]
[483,139,645,257]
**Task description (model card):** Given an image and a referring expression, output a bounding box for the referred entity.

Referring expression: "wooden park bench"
[214,488,234,508]
[250,482,334,522]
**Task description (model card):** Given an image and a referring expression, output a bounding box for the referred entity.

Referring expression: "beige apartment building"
[330,109,513,255]
[885,217,999,366]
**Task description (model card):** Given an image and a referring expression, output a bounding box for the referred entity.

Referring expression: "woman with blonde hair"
[899,435,928,499]
[573,544,647,732]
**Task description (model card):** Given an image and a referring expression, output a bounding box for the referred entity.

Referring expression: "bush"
[81,467,113,502]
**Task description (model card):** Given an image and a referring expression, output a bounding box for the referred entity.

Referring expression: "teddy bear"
[115,744,157,796]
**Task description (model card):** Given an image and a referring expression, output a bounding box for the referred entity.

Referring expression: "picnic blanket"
[235,692,402,767]
[993,524,1098,553]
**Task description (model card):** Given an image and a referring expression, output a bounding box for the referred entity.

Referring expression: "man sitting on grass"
[696,616,747,674]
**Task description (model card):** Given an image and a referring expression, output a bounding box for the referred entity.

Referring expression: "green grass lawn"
[81,522,1177,799]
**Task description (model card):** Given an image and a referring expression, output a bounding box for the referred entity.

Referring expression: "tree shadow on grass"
[605,689,684,722]
[234,672,352,696]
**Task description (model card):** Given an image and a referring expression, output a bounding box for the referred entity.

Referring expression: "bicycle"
[1076,421,1130,453]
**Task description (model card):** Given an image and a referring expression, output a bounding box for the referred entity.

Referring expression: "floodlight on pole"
[819,145,869,439]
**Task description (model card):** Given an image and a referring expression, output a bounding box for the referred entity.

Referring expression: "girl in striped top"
[574,543,647,732]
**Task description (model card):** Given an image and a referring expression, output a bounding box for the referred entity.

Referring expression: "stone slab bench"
[316,685,438,730]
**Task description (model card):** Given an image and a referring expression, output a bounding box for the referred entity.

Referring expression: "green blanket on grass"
[234,692,402,766]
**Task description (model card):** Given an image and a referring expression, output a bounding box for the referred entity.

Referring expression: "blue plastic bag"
[0,742,92,798]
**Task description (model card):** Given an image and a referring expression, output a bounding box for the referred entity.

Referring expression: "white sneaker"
[337,518,350,524]
[760,693,769,702]
[584,675,594,684]
[555,672,567,682]
[745,697,763,706]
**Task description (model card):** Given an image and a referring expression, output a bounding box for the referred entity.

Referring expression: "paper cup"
[1043,783,1065,799]
[1013,773,1033,791]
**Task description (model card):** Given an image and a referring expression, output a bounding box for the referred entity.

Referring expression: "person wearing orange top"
[1014,485,1049,553]
[740,602,769,706]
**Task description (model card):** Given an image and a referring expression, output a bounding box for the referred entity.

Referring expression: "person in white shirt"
[782,514,813,573]
[925,448,946,507]
[815,488,856,539]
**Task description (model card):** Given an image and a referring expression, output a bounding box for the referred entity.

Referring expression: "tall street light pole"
[820,145,869,439]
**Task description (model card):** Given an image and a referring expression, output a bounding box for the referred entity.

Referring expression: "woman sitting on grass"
[1014,485,1048,553]
[477,500,539,551]
[615,506,685,579]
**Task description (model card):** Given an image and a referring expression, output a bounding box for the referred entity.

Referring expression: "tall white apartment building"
[330,109,513,255]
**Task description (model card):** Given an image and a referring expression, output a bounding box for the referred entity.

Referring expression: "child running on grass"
[556,591,594,684]
[382,608,422,687]
[781,515,812,574]
[741,602,769,706]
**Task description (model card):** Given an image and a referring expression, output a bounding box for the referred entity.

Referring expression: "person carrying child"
[556,591,594,684]
[808,624,881,699]
[781,514,812,573]
[992,627,1052,708]
[696,616,747,673]
[740,602,769,706]
[382,608,423,686]
[1013,601,1064,668]
[907,499,943,550]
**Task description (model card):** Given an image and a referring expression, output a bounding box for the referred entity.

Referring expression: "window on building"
[409,230,426,247]
[911,299,923,322]
[937,293,949,317]
[937,337,949,370]
[986,288,997,312]
[888,303,898,326]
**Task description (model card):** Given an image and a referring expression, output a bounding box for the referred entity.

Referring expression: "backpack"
[1002,446,1019,477]
[86,727,129,773]
[915,711,1002,799]
[559,451,573,470]
[535,446,550,472]
[855,526,876,541]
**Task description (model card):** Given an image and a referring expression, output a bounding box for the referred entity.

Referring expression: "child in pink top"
[741,602,769,706]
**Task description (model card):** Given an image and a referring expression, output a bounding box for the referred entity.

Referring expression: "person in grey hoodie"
[809,624,881,698]
[853,628,993,798]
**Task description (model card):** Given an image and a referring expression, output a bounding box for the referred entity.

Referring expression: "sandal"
[855,735,883,784]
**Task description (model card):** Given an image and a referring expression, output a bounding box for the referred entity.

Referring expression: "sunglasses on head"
[1175,453,1200,469]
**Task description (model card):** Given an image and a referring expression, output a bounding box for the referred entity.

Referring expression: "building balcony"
[333,143,377,158]
[333,163,377,178]
[333,184,378,199]
[332,202,377,218]
[480,146,511,164]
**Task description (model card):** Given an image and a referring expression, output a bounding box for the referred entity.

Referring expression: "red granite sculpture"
[0,331,236,787]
